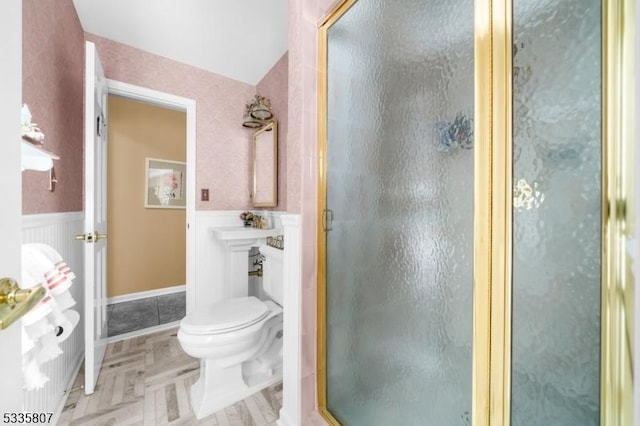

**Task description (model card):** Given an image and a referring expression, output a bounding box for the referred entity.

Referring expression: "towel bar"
[0,277,46,330]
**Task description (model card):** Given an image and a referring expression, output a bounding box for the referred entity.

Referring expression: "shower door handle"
[323,209,334,232]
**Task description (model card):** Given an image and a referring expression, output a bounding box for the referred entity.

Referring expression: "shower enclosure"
[318,0,634,425]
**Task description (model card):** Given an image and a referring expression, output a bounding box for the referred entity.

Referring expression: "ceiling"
[72,0,289,86]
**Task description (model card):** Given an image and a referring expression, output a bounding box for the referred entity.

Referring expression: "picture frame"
[144,158,186,209]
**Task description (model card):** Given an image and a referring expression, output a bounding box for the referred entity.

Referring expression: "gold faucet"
[248,259,263,277]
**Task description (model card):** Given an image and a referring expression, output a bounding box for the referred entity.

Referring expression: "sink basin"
[210,226,282,241]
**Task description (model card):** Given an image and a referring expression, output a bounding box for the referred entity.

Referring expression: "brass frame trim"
[474,1,513,425]
[601,0,635,424]
[473,0,493,424]
[317,1,357,425]
[252,120,278,208]
[490,1,513,425]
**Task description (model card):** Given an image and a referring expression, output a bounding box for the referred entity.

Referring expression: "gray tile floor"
[107,292,186,336]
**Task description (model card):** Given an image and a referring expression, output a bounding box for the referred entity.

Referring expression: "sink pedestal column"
[210,226,283,300]
[223,238,260,298]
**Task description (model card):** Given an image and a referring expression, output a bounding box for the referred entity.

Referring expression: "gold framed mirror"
[252,120,278,207]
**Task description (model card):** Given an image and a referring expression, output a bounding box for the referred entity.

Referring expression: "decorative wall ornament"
[434,112,473,152]
[243,94,274,129]
[513,178,545,211]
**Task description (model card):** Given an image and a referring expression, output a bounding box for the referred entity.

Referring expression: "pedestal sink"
[210,226,282,298]
[211,226,282,241]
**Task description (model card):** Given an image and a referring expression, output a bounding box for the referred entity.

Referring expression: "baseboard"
[107,285,186,304]
[50,350,84,426]
[105,320,181,343]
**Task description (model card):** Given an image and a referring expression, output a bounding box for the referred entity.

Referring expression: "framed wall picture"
[144,158,186,209]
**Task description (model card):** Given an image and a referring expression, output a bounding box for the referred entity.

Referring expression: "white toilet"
[178,244,284,419]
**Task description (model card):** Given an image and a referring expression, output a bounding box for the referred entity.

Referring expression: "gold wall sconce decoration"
[243,94,274,129]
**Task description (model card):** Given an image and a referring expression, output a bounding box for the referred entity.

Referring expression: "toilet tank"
[259,244,284,306]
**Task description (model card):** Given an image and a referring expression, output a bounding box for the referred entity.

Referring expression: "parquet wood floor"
[58,328,283,425]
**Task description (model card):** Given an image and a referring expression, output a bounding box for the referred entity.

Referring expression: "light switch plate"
[201,188,209,202]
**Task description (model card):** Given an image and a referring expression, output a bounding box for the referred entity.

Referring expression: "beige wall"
[107,95,186,297]
[86,32,256,211]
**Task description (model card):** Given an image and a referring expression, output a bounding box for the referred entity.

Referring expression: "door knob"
[75,233,94,242]
[0,278,46,330]
[75,231,107,243]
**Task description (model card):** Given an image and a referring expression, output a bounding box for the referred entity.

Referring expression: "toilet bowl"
[178,244,284,419]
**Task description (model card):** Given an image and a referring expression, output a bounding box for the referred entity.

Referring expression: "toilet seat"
[181,296,269,335]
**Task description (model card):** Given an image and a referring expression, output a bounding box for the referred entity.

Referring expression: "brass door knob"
[75,233,93,242]
[0,278,46,330]
[75,231,106,243]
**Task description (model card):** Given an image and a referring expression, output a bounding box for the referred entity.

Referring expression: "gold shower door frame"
[317,1,635,425]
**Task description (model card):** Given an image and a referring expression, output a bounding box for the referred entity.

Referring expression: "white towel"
[34,333,63,364]
[25,243,62,263]
[22,244,76,311]
[21,327,35,356]
[56,260,76,281]
[22,356,49,391]
[21,295,54,341]
[20,243,76,390]
[21,247,53,287]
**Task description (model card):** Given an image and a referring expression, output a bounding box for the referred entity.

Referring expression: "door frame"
[106,80,197,314]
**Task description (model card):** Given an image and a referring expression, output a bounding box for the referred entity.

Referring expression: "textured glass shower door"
[321,0,475,424]
[511,1,602,425]
[319,0,633,424]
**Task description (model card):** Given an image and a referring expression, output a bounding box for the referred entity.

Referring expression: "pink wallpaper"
[22,0,85,214]
[288,0,344,422]
[84,33,257,211]
[257,52,289,211]
[23,0,332,419]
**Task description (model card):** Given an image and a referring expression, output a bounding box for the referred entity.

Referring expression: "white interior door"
[82,41,109,395]
[0,0,25,411]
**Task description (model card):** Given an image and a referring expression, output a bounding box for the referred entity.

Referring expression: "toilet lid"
[181,296,269,334]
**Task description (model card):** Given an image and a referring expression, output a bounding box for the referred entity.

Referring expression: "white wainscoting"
[22,212,85,420]
[278,214,302,426]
